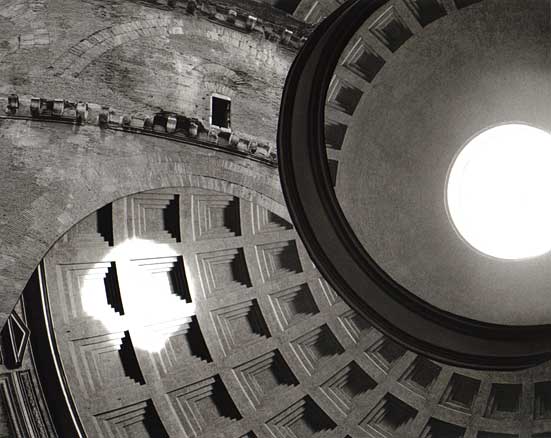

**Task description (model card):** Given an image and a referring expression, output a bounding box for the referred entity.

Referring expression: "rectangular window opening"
[211,95,231,131]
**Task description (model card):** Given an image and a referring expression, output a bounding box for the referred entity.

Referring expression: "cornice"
[126,0,312,51]
[1,94,278,167]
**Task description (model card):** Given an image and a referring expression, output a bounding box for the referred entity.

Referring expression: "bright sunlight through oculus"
[447,124,551,260]
[81,238,197,353]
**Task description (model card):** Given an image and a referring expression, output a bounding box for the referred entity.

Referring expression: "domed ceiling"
[334,0,551,326]
[26,187,551,437]
[278,0,551,368]
[4,0,551,436]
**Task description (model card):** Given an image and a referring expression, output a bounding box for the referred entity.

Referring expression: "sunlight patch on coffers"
[80,238,197,352]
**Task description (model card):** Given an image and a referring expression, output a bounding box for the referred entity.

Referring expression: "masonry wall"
[0,0,298,144]
[0,118,283,326]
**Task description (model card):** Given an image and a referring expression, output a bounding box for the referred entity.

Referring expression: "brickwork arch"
[0,118,283,326]
[53,16,288,79]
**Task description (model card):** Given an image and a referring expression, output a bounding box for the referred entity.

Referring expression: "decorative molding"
[62,204,113,247]
[192,194,241,240]
[365,336,407,372]
[127,192,181,242]
[485,384,522,418]
[326,77,363,115]
[211,298,271,355]
[15,370,57,438]
[341,38,385,83]
[359,393,417,436]
[23,265,86,437]
[167,375,242,437]
[420,418,465,438]
[399,356,441,395]
[440,373,481,413]
[290,324,344,375]
[233,349,298,408]
[403,0,447,26]
[256,240,303,282]
[1,312,30,370]
[269,283,319,330]
[338,308,371,344]
[150,316,212,376]
[368,5,413,52]
[197,247,251,297]
[58,262,122,322]
[265,395,337,438]
[321,361,376,413]
[0,372,27,437]
[251,204,292,234]
[318,278,341,306]
[1,96,278,167]
[93,399,169,438]
[69,331,145,396]
[133,256,192,303]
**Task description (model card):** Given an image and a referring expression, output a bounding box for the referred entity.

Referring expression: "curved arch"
[53,16,288,78]
[0,118,284,327]
[277,0,551,370]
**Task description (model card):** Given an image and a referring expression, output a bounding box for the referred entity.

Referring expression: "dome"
[279,0,551,369]
[0,0,551,437]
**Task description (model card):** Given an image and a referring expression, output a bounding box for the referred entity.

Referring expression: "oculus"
[277,0,551,369]
[447,124,551,260]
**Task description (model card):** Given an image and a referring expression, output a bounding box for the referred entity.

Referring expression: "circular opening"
[447,123,551,260]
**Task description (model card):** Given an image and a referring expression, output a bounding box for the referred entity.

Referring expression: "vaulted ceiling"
[1,0,551,437]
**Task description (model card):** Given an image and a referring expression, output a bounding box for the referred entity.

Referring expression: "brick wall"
[0,118,283,327]
[0,0,296,144]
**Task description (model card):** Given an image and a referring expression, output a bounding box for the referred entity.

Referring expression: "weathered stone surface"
[0,0,320,325]
[0,118,284,327]
[0,0,296,145]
